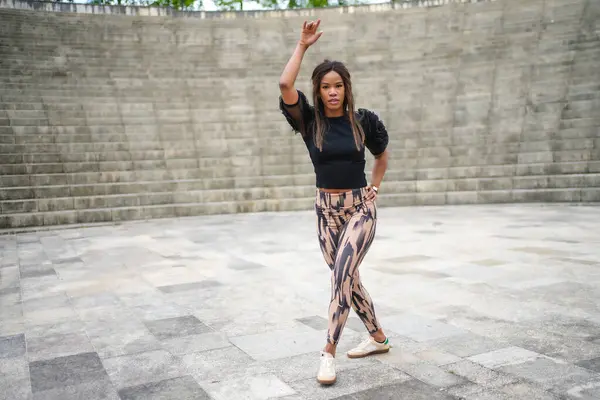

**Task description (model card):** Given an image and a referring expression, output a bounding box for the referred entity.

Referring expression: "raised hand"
[299,19,323,48]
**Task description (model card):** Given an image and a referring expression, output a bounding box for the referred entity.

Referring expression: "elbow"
[279,81,290,90]
[374,148,389,162]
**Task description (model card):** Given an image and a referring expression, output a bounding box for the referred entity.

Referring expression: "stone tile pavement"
[1,204,600,400]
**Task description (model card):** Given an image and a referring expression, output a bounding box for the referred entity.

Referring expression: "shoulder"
[356,108,376,120]
[356,108,389,156]
[280,89,311,107]
[278,89,315,136]
[356,108,387,135]
[296,89,310,103]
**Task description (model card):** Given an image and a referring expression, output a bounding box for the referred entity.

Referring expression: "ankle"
[371,330,386,343]
[323,344,337,357]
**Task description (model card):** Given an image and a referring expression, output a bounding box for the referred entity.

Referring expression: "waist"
[315,186,370,209]
[314,162,367,189]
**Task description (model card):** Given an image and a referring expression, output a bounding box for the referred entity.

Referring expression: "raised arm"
[279,19,323,105]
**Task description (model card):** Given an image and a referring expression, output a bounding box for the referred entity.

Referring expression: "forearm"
[370,150,389,188]
[279,42,308,88]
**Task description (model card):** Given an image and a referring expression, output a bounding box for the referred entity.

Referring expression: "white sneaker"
[317,351,336,385]
[347,336,391,359]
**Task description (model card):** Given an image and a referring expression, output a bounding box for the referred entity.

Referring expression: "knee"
[332,276,353,307]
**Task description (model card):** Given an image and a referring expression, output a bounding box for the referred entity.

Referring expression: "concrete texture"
[0,0,599,230]
[1,203,600,399]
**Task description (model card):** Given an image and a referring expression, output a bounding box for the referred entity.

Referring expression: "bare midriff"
[318,188,354,193]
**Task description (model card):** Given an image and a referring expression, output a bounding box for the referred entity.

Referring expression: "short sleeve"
[279,89,314,135]
[358,108,389,156]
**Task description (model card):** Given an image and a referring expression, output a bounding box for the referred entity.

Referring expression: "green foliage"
[87,0,361,10]
[88,0,200,9]
[213,0,244,10]
[150,0,198,9]
[253,0,359,9]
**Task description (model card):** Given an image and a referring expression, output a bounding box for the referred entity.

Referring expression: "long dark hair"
[310,60,365,150]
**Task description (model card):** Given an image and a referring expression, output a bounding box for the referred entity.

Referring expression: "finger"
[303,21,307,29]
[315,19,321,30]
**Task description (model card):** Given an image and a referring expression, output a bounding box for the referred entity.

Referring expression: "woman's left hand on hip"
[366,186,377,202]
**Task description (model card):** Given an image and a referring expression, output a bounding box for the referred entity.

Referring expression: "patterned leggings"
[315,187,381,345]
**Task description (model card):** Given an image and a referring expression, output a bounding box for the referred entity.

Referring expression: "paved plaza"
[1,203,600,400]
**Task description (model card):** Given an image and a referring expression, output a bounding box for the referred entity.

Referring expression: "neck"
[324,108,344,118]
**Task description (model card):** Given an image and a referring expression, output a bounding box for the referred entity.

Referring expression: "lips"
[328,99,339,105]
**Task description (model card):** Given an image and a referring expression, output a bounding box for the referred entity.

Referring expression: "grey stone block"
[118,376,212,400]
[82,319,162,360]
[0,333,26,359]
[26,331,96,362]
[380,313,468,342]
[156,280,222,293]
[1,199,37,214]
[200,373,297,400]
[443,359,519,389]
[576,357,600,373]
[160,332,232,356]
[29,352,109,393]
[447,191,479,204]
[416,193,447,206]
[342,379,462,399]
[499,357,598,392]
[467,346,544,369]
[581,188,600,202]
[0,357,33,400]
[43,210,77,226]
[513,188,582,202]
[101,349,189,390]
[295,315,329,331]
[229,327,325,362]
[144,316,212,341]
[31,378,121,400]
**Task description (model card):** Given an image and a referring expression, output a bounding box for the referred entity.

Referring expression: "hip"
[314,186,376,219]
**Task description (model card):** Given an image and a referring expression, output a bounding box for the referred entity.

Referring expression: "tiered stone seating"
[0,0,598,229]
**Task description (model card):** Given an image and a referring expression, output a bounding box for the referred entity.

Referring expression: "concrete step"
[383,174,600,194]
[385,188,600,207]
[2,173,598,212]
[0,0,597,230]
[2,161,598,189]
[1,135,596,153]
[0,102,45,110]
[0,185,320,214]
[0,170,317,190]
[0,161,316,178]
[2,188,599,230]
[1,146,598,176]
[0,198,318,230]
[0,173,318,200]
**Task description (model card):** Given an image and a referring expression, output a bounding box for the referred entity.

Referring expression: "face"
[319,70,345,115]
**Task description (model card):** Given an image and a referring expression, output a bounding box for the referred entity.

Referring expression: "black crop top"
[279,89,389,189]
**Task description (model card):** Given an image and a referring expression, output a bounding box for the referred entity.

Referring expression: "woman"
[278,19,391,385]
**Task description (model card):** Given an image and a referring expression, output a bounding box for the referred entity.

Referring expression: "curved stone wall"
[0,0,599,229]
